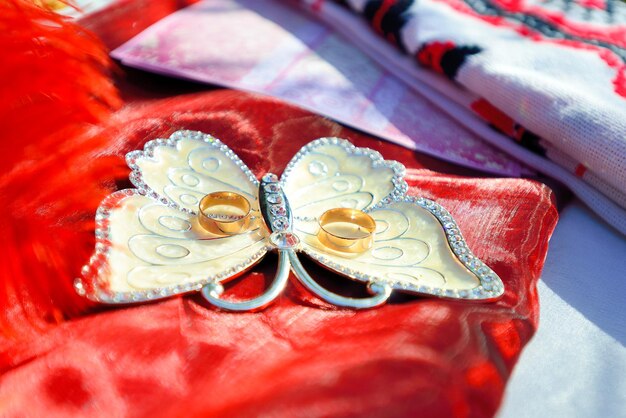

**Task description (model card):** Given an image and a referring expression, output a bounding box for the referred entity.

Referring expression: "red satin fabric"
[0,90,557,417]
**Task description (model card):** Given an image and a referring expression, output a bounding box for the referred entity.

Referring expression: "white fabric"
[499,200,626,418]
[544,143,626,209]
[348,0,626,201]
[304,0,626,236]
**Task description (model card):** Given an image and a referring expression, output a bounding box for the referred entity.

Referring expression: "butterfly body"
[75,131,504,310]
[258,173,296,241]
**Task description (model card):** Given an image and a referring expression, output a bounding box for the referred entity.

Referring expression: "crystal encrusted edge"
[126,130,259,215]
[279,137,408,221]
[73,189,268,304]
[301,196,505,301]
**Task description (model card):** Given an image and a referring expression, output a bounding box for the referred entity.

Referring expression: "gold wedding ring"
[317,208,376,253]
[198,191,251,235]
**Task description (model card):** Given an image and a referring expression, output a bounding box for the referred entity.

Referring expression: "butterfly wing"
[281,138,407,219]
[127,130,258,213]
[297,197,504,300]
[283,139,503,301]
[76,131,267,303]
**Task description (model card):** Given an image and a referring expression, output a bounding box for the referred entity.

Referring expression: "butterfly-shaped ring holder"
[75,131,504,311]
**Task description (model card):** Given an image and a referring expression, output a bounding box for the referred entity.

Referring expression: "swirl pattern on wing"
[281,138,407,220]
[81,191,268,301]
[127,130,258,213]
[297,199,499,297]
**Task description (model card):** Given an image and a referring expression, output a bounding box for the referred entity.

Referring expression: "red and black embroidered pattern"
[352,0,625,157]
[360,0,626,93]
[363,0,414,51]
[471,99,546,156]
[453,0,625,61]
[416,41,482,80]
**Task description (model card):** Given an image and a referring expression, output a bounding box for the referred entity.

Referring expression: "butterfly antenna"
[288,252,392,309]
[200,250,290,312]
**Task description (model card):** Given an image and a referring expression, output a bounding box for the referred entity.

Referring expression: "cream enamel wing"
[76,130,504,310]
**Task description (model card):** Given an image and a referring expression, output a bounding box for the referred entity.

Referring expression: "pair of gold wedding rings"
[197,191,376,253]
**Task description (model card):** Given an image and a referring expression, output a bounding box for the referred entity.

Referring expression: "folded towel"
[299,0,626,234]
